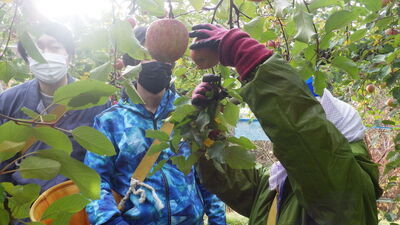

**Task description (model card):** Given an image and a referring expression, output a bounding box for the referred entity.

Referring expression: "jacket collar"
[119,88,177,120]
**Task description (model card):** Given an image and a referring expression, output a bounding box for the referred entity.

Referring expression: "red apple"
[114,59,124,70]
[386,98,396,107]
[365,84,375,93]
[381,0,393,7]
[190,47,219,69]
[145,19,189,63]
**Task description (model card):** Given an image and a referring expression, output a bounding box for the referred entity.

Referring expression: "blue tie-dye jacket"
[84,88,226,225]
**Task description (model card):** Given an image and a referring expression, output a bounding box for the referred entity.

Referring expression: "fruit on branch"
[385,28,399,35]
[386,98,396,108]
[127,17,136,28]
[145,19,189,62]
[114,59,124,70]
[365,84,375,93]
[190,41,219,69]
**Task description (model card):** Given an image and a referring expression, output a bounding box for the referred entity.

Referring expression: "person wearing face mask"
[84,26,226,225]
[0,22,110,223]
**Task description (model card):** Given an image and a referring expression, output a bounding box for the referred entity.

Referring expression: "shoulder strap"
[132,121,174,182]
[266,193,278,225]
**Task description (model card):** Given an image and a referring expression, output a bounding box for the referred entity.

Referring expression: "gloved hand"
[105,216,129,225]
[189,24,274,81]
[191,74,221,107]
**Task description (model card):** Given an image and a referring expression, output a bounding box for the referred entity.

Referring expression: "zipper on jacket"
[152,117,171,225]
[160,169,171,225]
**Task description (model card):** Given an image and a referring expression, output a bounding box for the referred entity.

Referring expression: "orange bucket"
[29,180,91,225]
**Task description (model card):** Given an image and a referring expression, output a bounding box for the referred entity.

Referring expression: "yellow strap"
[266,193,278,225]
[132,122,174,182]
[20,105,67,155]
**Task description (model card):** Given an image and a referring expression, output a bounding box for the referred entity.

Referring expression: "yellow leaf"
[203,138,215,148]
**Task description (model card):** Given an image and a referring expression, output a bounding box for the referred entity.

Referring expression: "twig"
[0,4,18,61]
[175,9,197,18]
[265,0,290,61]
[303,0,320,68]
[0,113,56,126]
[232,3,252,20]
[0,152,36,174]
[211,0,224,24]
[168,0,174,18]
[228,0,234,28]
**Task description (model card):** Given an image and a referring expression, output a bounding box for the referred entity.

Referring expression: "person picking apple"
[189,24,382,225]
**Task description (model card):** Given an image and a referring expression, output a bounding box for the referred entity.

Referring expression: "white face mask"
[28,53,68,84]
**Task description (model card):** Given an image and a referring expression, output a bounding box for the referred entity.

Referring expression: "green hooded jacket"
[197,54,382,225]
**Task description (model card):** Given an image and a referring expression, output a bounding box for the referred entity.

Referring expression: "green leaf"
[309,0,340,11]
[148,159,168,177]
[173,67,188,77]
[111,20,150,60]
[189,0,203,10]
[79,29,110,51]
[122,80,144,104]
[381,120,395,125]
[173,96,190,106]
[357,0,381,12]
[375,16,395,30]
[147,142,169,155]
[3,183,40,219]
[223,102,240,126]
[0,141,25,162]
[332,56,359,79]
[314,71,326,96]
[90,61,112,81]
[137,0,165,17]
[171,152,200,175]
[0,61,15,83]
[243,17,276,42]
[33,127,72,154]
[37,150,101,199]
[41,194,90,220]
[170,105,197,122]
[20,107,39,119]
[207,141,226,163]
[0,121,32,143]
[325,10,356,33]
[19,156,61,180]
[320,32,334,50]
[19,32,47,63]
[274,0,291,17]
[146,130,170,142]
[292,41,308,56]
[122,64,142,79]
[293,5,316,43]
[72,126,115,156]
[196,110,210,132]
[350,28,368,43]
[225,146,256,169]
[227,136,256,150]
[170,133,182,153]
[53,80,117,110]
[0,209,9,225]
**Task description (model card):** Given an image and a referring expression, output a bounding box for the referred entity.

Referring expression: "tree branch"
[0,4,18,61]
[265,0,290,61]
[228,0,234,28]
[211,0,224,24]
[168,0,174,18]
[232,3,252,20]
[303,0,320,68]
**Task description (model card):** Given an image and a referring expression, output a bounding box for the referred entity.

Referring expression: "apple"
[365,84,375,93]
[190,47,219,69]
[114,59,124,70]
[145,19,189,63]
[126,17,136,28]
[386,98,396,107]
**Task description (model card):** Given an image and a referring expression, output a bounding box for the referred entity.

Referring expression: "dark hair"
[122,26,148,67]
[17,21,75,63]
